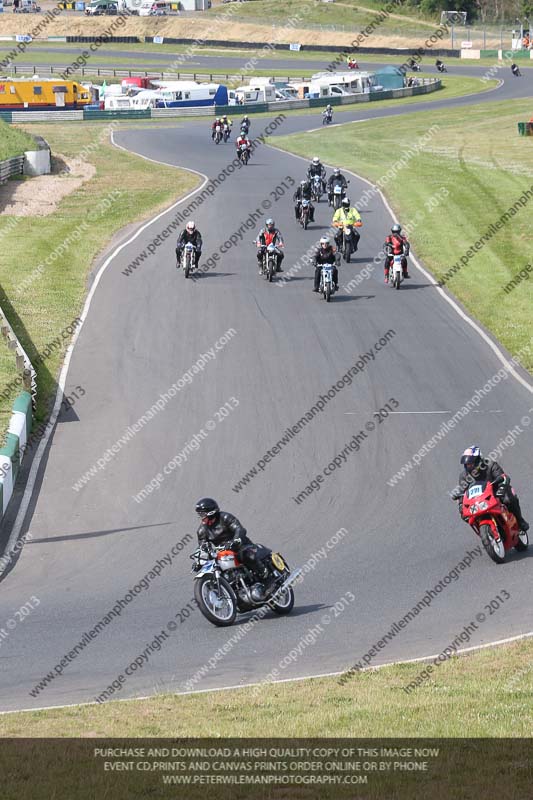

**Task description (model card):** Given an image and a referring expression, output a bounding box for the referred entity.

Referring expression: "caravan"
[234,78,277,104]
[149,80,234,107]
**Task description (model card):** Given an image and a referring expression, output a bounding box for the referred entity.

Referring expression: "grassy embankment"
[0,123,37,433]
[0,120,198,429]
[0,637,532,740]
[275,97,533,370]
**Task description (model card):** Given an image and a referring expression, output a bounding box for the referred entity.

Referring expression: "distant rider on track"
[176,221,202,270]
[313,236,339,292]
[256,218,284,273]
[293,179,315,222]
[383,223,410,282]
[327,168,348,206]
[332,197,362,251]
[307,156,327,193]
[236,129,251,162]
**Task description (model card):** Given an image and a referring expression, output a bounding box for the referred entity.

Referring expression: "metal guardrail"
[6,65,304,83]
[1,79,440,123]
[11,110,84,122]
[0,308,36,410]
[0,155,24,184]
[151,107,213,117]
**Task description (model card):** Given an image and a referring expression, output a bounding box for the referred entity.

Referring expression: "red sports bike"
[460,479,529,563]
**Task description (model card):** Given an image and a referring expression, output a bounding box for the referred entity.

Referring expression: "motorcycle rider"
[327,168,348,206]
[407,57,421,71]
[256,218,284,273]
[221,114,232,136]
[451,446,529,532]
[383,223,410,282]
[293,179,315,222]
[241,114,251,134]
[332,197,362,252]
[313,235,339,292]
[211,117,222,141]
[322,104,333,123]
[176,220,203,270]
[435,58,446,72]
[195,498,277,594]
[236,128,251,161]
[511,63,522,77]
[307,156,327,193]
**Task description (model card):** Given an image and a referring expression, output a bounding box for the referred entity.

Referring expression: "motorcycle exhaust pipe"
[270,567,303,599]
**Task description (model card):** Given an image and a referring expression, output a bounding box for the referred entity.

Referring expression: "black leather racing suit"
[197,511,269,577]
[313,244,338,291]
[451,458,528,529]
[176,229,202,269]
[327,173,348,205]
[307,162,326,192]
[293,182,315,221]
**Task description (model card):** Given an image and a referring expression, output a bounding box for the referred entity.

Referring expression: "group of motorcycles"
[212,120,250,164]
[406,60,447,73]
[212,121,232,144]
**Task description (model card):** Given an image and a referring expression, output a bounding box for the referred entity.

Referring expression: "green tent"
[373,66,405,90]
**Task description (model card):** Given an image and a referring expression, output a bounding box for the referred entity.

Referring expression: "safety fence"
[0,155,24,183]
[0,79,440,123]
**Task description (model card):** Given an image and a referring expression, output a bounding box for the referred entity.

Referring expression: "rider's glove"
[231,538,241,549]
[495,485,505,498]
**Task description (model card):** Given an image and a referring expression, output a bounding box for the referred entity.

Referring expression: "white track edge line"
[3,113,531,709]
[1,132,209,570]
[4,628,533,715]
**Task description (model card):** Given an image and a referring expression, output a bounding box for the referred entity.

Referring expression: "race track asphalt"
[0,68,532,712]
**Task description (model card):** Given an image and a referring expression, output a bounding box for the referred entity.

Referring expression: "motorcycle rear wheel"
[480,524,506,564]
[194,575,237,627]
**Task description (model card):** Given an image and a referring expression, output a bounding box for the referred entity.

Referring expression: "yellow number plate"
[271,553,286,571]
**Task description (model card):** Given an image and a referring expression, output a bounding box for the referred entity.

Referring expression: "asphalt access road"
[0,98,532,712]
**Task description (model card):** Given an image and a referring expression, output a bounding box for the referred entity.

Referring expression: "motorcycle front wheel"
[480,524,506,564]
[516,529,529,552]
[269,586,295,615]
[194,575,237,626]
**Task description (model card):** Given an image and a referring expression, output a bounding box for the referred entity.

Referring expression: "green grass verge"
[274,97,533,371]
[0,119,35,161]
[204,0,449,38]
[0,122,199,426]
[1,638,533,739]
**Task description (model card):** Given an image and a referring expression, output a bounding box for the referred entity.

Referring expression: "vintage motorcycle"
[190,542,297,627]
[180,242,196,279]
[259,242,281,282]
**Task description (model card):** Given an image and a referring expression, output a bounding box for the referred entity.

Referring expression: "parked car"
[85,0,117,14]
[14,0,41,12]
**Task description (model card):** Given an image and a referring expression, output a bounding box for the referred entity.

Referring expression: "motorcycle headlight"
[477,500,488,510]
